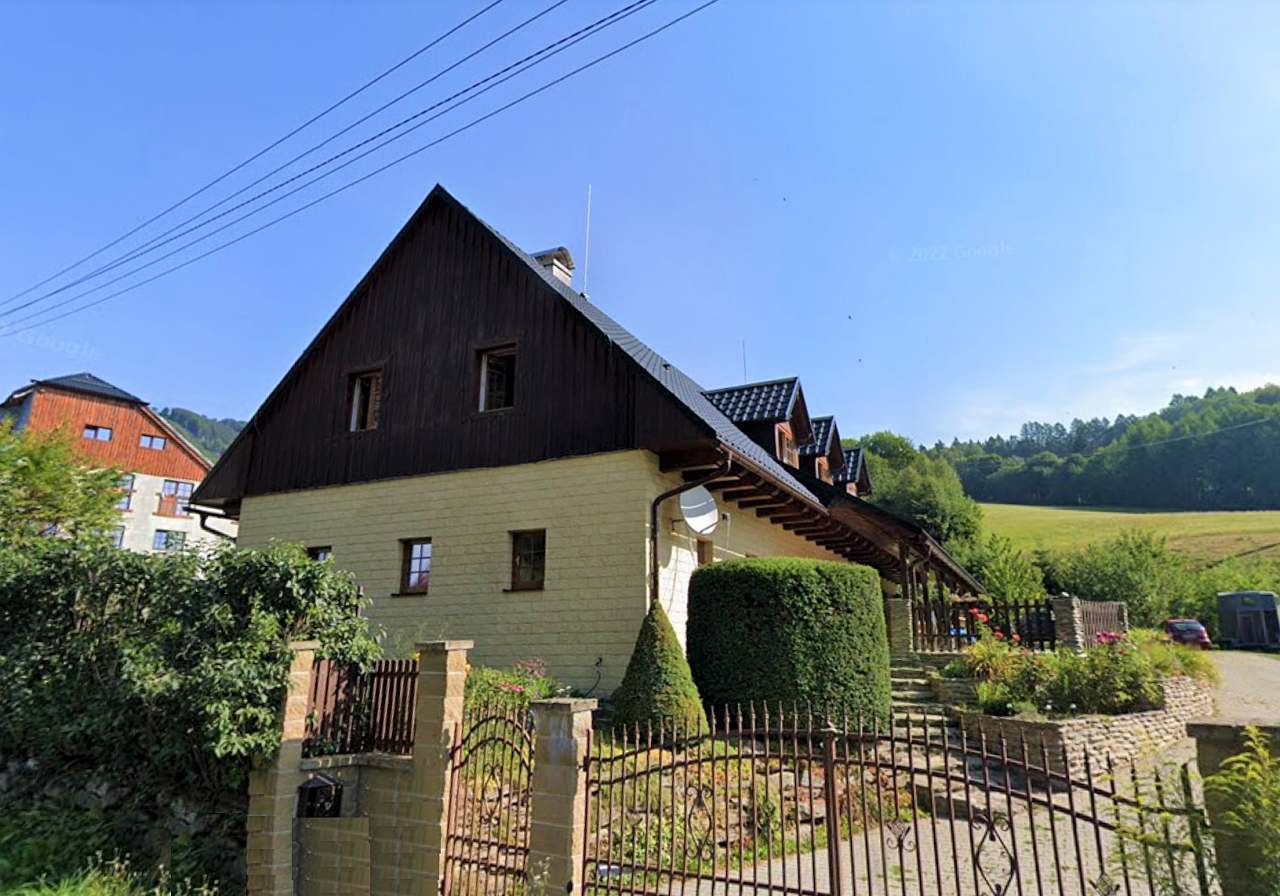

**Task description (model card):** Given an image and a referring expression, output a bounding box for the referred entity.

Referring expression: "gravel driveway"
[1212,650,1280,721]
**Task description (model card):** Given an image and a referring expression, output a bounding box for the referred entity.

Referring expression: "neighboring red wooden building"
[1,372,234,551]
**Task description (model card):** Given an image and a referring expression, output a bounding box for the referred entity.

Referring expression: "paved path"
[1212,650,1280,722]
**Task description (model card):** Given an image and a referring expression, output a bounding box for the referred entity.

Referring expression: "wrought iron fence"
[581,707,1215,896]
[442,702,536,896]
[302,658,418,757]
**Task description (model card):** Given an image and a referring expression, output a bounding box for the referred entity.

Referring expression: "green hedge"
[612,601,707,732]
[687,558,890,721]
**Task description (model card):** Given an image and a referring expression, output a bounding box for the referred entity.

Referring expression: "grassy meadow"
[980,502,1280,565]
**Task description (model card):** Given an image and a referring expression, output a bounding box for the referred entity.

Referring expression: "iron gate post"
[529,698,597,895]
[413,640,472,896]
[823,725,845,896]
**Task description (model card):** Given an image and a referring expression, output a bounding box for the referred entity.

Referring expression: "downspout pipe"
[193,506,237,542]
[649,449,732,611]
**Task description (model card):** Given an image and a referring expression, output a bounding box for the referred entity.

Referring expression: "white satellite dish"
[679,486,719,535]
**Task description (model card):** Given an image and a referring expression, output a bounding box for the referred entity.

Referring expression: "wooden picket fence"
[302,658,418,757]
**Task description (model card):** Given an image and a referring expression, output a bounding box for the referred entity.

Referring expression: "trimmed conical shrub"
[612,601,708,732]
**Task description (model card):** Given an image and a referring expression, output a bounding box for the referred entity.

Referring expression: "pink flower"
[976,613,989,624]
[994,631,1005,640]
[1011,633,1021,643]
[498,682,525,693]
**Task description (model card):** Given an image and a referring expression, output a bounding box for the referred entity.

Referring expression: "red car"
[1166,618,1213,649]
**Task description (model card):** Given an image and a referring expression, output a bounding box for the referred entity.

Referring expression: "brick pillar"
[883,595,913,654]
[528,698,597,895]
[247,640,318,896]
[1050,594,1085,651]
[409,640,471,896]
[1188,720,1280,896]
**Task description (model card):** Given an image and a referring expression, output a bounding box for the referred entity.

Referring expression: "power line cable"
[0,0,509,309]
[47,0,573,299]
[1094,415,1278,454]
[1,0,652,320]
[0,0,722,339]
[0,0,660,324]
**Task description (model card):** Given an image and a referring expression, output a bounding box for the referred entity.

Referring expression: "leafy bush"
[612,602,707,732]
[464,657,565,711]
[1129,628,1219,685]
[938,658,969,679]
[1050,530,1185,627]
[687,558,890,722]
[975,681,1014,716]
[0,421,123,546]
[954,627,1208,716]
[0,539,377,891]
[1204,726,1280,894]
[961,534,1045,605]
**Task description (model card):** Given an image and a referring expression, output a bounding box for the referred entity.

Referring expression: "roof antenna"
[581,183,592,298]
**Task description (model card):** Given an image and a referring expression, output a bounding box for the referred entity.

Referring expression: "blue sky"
[2,1,1278,444]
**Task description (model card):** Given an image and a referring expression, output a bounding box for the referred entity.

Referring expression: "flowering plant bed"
[952,676,1214,777]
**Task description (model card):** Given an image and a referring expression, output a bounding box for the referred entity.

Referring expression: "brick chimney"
[532,246,574,287]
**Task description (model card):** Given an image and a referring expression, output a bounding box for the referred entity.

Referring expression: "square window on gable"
[83,425,112,441]
[140,434,167,451]
[479,347,516,412]
[348,370,382,432]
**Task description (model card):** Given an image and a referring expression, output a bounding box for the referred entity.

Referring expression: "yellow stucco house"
[194,186,978,693]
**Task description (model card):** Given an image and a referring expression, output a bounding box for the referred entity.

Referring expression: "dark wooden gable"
[196,188,709,508]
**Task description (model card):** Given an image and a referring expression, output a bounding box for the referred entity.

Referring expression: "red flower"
[1011,633,1022,643]
[976,613,989,624]
[994,631,1005,640]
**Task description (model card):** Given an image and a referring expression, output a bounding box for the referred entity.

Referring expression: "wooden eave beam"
[659,446,730,472]
[738,493,786,509]
[755,502,799,517]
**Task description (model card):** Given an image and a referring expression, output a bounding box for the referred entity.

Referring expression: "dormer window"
[776,427,798,467]
[348,370,382,432]
[479,347,516,412]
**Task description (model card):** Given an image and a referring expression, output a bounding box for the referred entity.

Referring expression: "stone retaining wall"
[929,676,978,705]
[953,676,1214,777]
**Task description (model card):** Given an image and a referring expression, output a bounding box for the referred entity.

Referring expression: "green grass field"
[980,503,1280,564]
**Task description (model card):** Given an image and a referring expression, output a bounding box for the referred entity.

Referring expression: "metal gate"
[581,707,1215,895]
[441,704,535,895]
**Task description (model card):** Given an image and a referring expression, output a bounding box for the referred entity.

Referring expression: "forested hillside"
[158,407,245,461]
[934,385,1280,510]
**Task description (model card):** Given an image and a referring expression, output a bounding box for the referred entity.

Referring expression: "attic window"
[139,434,167,451]
[776,428,798,467]
[348,370,382,432]
[83,424,112,442]
[479,347,516,412]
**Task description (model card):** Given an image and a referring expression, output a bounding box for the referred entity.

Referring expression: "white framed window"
[152,529,185,552]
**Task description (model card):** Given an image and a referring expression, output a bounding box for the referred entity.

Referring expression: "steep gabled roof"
[470,204,821,506]
[11,372,144,406]
[702,377,801,424]
[835,446,865,483]
[196,185,822,509]
[800,416,837,458]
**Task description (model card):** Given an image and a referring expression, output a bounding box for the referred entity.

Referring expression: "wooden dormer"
[834,445,873,496]
[702,377,815,469]
[799,416,844,484]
